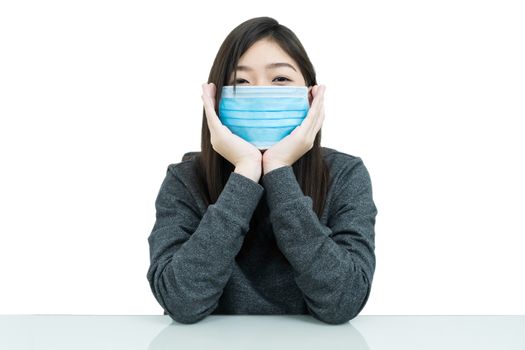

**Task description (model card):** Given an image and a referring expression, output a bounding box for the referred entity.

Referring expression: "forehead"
[237,39,296,68]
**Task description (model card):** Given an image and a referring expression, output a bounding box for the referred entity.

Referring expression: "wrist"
[262,162,288,176]
[234,163,262,183]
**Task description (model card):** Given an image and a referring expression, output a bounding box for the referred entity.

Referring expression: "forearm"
[147,171,264,324]
[268,195,373,324]
[261,164,376,324]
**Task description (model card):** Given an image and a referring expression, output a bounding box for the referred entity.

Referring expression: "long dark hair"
[194,16,329,219]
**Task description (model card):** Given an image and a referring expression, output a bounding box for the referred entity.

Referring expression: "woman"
[146,16,378,325]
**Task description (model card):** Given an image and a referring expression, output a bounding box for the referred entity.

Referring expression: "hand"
[262,84,326,175]
[201,83,263,170]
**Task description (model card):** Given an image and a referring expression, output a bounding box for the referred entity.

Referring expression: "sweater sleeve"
[261,157,377,325]
[146,165,264,324]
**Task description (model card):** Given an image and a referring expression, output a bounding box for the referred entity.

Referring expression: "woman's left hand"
[262,84,326,175]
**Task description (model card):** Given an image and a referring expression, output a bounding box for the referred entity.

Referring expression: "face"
[227,38,312,153]
[228,37,309,89]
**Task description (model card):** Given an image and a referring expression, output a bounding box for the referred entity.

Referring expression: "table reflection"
[147,315,369,350]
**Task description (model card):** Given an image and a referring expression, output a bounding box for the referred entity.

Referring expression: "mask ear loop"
[307,86,314,106]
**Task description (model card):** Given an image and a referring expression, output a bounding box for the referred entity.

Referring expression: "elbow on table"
[161,294,219,324]
[164,307,209,324]
[308,306,360,325]
[149,263,219,325]
[308,276,373,325]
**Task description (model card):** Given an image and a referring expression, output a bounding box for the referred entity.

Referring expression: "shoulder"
[165,151,200,178]
[157,152,203,205]
[322,148,377,225]
[155,152,202,200]
[321,146,374,195]
[321,146,367,174]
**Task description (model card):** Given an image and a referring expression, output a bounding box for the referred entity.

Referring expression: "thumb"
[209,83,217,109]
[312,85,319,98]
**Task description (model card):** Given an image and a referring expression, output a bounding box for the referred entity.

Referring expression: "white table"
[1,315,524,349]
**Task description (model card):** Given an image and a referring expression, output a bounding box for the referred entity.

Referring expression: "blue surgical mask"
[218,85,310,149]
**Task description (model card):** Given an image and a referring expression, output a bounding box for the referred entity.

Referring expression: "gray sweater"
[146,146,378,325]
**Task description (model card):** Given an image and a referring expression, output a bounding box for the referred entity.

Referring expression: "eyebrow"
[236,62,297,72]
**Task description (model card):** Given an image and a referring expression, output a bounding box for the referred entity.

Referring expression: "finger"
[306,86,325,138]
[201,84,221,129]
[313,103,325,134]
[311,85,324,111]
[312,85,319,99]
[313,86,326,132]
[208,83,217,109]
[201,93,212,126]
[301,85,319,128]
[202,83,216,100]
[316,84,325,99]
[303,85,323,129]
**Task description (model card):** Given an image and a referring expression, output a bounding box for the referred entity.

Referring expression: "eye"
[274,76,291,83]
[233,77,291,84]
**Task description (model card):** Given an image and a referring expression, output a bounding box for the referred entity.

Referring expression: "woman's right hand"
[201,82,262,180]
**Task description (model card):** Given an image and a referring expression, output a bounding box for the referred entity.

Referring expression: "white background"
[0,0,524,315]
